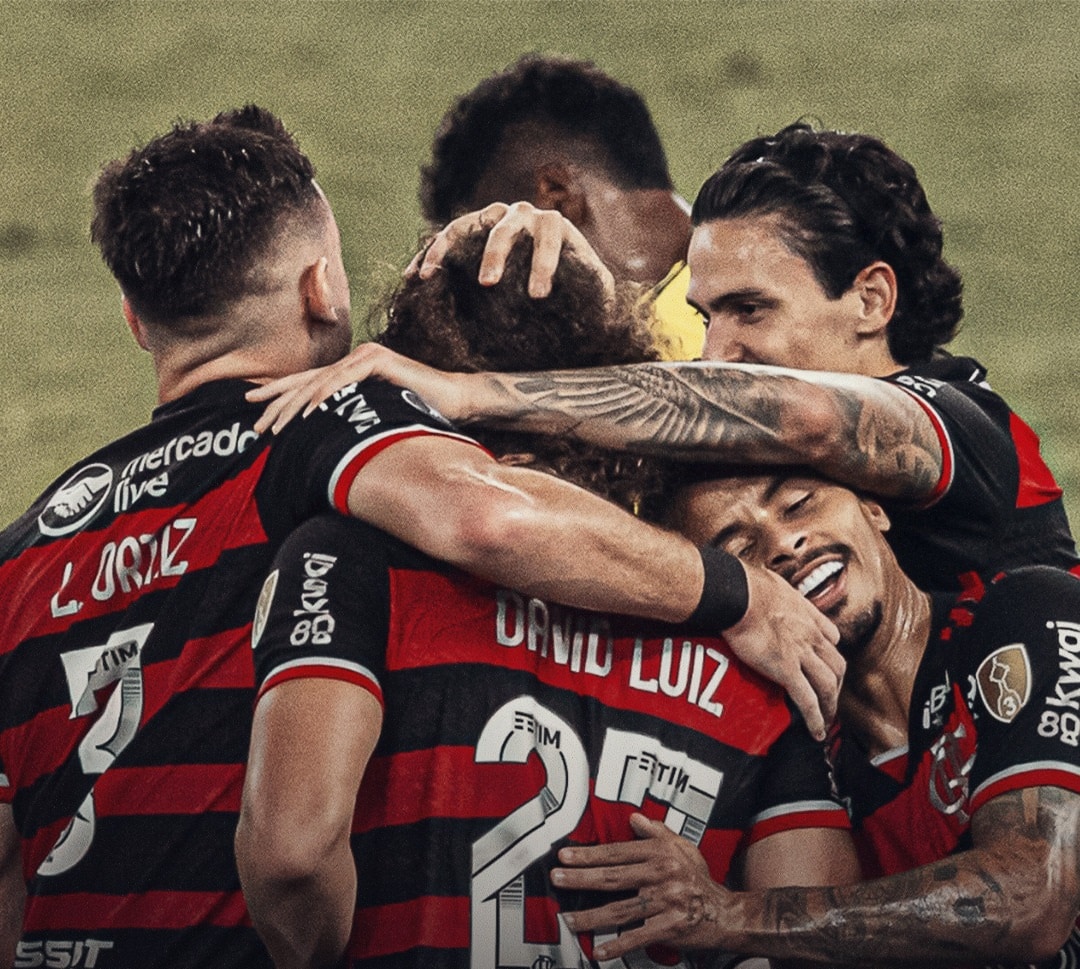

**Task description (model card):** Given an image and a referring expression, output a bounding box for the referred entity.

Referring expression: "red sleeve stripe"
[257,658,384,706]
[971,761,1080,813]
[892,385,954,507]
[746,800,851,845]
[350,896,470,958]
[24,888,251,930]
[328,427,491,512]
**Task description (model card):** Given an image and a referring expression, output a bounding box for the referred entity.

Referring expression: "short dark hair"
[692,122,964,363]
[91,105,321,325]
[379,229,667,517]
[421,53,674,225]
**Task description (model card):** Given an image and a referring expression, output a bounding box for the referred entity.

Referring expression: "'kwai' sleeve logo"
[38,463,114,537]
[975,643,1031,723]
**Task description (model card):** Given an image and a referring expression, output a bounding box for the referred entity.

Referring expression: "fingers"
[628,812,665,839]
[245,371,310,403]
[248,373,324,435]
[558,894,654,935]
[556,840,655,873]
[480,202,564,295]
[725,567,845,739]
[415,203,511,280]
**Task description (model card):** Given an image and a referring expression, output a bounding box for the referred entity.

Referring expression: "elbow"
[1009,906,1077,963]
[236,800,350,892]
[434,488,541,575]
[988,889,1077,963]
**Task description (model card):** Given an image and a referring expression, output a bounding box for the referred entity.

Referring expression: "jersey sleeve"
[252,514,393,707]
[963,568,1080,812]
[745,711,850,845]
[888,371,1017,513]
[258,377,490,533]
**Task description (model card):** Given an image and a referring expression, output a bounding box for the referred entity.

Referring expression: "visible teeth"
[797,561,843,598]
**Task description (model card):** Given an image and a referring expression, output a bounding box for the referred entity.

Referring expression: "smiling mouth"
[796,560,843,598]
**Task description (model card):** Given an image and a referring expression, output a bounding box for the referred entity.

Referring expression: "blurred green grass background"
[2,0,1078,532]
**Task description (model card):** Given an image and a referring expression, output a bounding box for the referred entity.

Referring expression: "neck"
[839,575,932,758]
[148,315,321,404]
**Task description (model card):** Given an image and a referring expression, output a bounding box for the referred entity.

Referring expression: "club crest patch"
[39,463,113,537]
[975,643,1031,723]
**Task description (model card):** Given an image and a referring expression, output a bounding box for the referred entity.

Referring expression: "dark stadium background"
[2,0,1077,533]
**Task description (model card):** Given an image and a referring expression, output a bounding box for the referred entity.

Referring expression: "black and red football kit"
[253,515,851,969]
[833,565,1080,968]
[0,378,478,969]
[884,354,1079,589]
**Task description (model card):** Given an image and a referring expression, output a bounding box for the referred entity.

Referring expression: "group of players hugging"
[2,54,1080,969]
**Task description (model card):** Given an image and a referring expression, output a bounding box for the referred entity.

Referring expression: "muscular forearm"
[727,788,1079,966]
[564,790,1079,966]
[729,853,1053,965]
[459,362,942,501]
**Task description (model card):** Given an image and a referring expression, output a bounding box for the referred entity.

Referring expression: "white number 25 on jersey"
[471,697,723,969]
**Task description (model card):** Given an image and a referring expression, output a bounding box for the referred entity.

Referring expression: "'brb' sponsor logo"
[39,464,113,537]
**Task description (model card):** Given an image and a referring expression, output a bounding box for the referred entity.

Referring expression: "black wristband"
[685,546,749,631]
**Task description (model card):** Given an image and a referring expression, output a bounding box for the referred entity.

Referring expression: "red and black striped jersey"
[0,377,478,969]
[252,515,851,969]
[833,566,1080,968]
[883,354,1079,589]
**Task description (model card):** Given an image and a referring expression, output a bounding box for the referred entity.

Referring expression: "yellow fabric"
[646,261,704,360]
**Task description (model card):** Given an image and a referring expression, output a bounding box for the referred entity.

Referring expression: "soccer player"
[255,121,1079,590]
[420,52,702,358]
[548,467,1080,966]
[0,108,835,969]
[235,232,858,969]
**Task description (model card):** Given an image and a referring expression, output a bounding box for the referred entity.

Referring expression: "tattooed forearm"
[730,788,1080,966]
[474,361,943,499]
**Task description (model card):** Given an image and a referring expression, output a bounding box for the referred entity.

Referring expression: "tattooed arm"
[250,352,941,503]
[553,789,1080,965]
[450,361,944,502]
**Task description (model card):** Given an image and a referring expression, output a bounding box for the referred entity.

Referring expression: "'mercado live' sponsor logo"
[39,464,114,537]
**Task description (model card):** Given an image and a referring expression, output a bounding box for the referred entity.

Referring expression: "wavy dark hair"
[421,53,673,225]
[692,122,964,363]
[378,230,668,518]
[92,105,322,326]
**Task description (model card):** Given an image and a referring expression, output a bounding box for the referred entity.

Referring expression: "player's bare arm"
[346,434,843,738]
[237,678,384,969]
[250,355,942,503]
[0,804,23,969]
[447,362,943,503]
[554,786,1080,964]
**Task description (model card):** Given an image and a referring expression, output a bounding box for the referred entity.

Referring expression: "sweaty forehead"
[671,473,774,542]
[672,471,834,542]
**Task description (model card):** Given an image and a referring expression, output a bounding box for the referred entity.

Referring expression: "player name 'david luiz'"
[494,589,730,718]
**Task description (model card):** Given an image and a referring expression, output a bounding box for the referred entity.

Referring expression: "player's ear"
[535,162,587,225]
[300,257,339,327]
[122,296,151,351]
[862,497,891,533]
[852,261,897,335]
